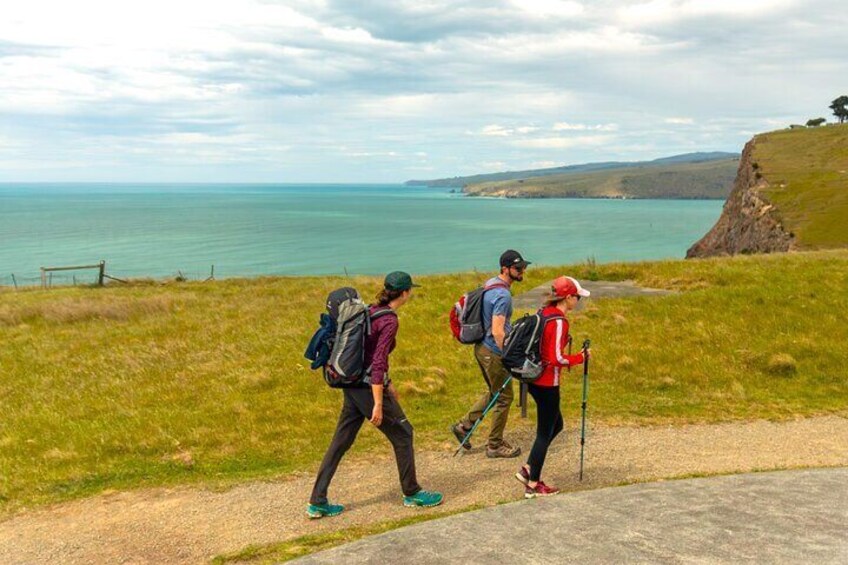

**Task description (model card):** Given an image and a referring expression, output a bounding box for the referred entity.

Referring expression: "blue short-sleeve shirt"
[482,276,513,355]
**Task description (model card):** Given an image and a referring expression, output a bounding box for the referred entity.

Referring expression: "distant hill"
[461,157,739,200]
[688,124,848,257]
[405,152,739,189]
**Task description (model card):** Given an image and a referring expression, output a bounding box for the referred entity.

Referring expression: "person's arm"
[369,315,398,426]
[370,384,383,426]
[369,316,398,387]
[491,314,507,351]
[551,319,585,367]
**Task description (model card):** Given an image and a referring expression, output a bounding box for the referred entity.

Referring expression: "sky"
[1,0,846,183]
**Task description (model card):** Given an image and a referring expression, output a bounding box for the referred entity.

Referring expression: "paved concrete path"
[294,467,848,564]
[512,279,673,313]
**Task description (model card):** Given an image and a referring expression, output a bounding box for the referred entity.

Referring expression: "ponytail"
[543,295,567,308]
[376,287,404,306]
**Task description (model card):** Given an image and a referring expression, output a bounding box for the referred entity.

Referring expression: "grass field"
[463,158,737,199]
[2,250,848,512]
[755,124,848,248]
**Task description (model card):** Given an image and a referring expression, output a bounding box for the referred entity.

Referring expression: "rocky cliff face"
[686,139,795,258]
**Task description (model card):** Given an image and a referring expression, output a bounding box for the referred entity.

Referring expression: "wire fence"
[0,264,220,290]
[0,261,434,290]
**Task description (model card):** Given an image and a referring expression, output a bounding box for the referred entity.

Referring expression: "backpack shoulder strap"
[369,307,397,321]
[483,280,510,291]
[367,307,397,338]
[539,310,565,324]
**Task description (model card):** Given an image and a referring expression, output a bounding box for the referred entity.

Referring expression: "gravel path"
[512,279,673,313]
[2,415,847,564]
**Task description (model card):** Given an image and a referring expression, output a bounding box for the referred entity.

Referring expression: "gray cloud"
[1,0,846,182]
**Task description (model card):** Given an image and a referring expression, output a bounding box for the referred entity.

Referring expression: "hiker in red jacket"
[515,276,591,498]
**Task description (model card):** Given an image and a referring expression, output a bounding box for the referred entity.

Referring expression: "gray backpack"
[324,288,395,388]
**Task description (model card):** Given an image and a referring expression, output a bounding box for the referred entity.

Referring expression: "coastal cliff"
[686,139,794,258]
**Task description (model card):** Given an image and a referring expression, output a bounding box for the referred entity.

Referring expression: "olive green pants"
[461,343,514,449]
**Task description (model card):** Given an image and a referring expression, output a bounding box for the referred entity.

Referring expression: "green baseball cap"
[384,271,420,291]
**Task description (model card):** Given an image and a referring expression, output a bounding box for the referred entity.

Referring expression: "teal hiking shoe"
[403,490,444,508]
[306,502,345,519]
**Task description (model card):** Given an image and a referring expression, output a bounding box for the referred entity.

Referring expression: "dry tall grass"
[0,295,174,326]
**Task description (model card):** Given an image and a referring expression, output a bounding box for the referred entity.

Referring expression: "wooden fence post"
[41,268,46,289]
[11,274,17,290]
[98,261,106,286]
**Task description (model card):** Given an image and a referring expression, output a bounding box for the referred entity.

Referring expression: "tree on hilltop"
[830,96,848,123]
[806,117,826,127]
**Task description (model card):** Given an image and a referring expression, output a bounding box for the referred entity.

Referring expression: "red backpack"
[449,281,509,344]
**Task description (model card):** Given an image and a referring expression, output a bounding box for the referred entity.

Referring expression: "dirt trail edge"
[2,416,847,564]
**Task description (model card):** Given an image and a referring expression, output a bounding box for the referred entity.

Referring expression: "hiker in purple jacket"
[307,272,444,519]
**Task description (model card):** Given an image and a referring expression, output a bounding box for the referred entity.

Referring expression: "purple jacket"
[364,305,398,386]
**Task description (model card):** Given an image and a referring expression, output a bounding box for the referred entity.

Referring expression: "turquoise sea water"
[0,184,722,285]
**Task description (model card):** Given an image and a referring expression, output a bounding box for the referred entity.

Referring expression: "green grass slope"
[754,124,848,248]
[2,251,847,511]
[463,158,738,199]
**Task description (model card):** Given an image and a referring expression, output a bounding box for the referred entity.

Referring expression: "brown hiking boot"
[451,422,472,450]
[486,440,521,458]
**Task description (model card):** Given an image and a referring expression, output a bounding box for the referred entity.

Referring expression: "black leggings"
[527,384,563,482]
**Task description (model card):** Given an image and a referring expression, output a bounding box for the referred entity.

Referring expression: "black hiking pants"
[310,387,421,505]
[527,384,563,482]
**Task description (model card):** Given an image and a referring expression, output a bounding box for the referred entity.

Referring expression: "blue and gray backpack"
[304,287,395,388]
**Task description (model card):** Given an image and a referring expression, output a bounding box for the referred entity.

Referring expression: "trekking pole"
[520,382,528,418]
[579,339,591,481]
[454,376,513,457]
[567,335,573,372]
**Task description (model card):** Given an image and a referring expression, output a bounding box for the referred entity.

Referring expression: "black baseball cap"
[384,271,420,291]
[500,250,531,270]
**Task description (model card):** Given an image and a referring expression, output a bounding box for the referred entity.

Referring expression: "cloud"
[619,0,798,27]
[1,0,846,182]
[478,124,541,137]
[664,117,695,124]
[321,26,386,45]
[553,122,619,131]
[510,0,585,18]
[481,125,512,137]
[512,134,613,149]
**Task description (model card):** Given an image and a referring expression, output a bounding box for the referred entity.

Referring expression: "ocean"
[0,183,722,285]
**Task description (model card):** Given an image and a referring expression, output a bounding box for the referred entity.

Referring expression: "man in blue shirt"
[453,250,530,458]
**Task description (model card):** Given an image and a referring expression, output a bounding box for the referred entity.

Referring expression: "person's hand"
[584,348,591,359]
[370,404,383,427]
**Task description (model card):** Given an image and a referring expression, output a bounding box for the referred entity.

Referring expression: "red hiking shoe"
[524,481,560,499]
[515,466,530,486]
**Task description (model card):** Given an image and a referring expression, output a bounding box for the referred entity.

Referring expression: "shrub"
[766,353,797,376]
